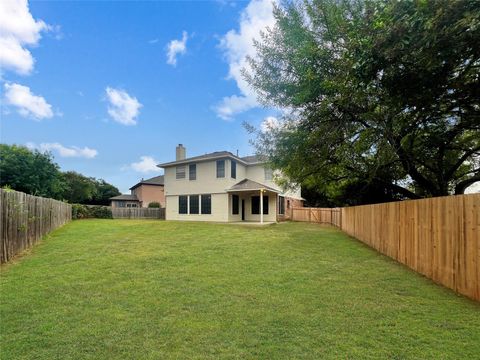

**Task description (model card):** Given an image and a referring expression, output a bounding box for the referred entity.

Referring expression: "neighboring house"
[158,144,303,222]
[110,175,165,208]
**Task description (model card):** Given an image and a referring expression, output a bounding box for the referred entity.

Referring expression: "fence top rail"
[0,188,72,206]
[292,193,478,212]
[292,207,341,210]
[340,193,478,210]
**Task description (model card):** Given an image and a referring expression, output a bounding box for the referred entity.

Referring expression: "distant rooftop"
[130,175,164,190]
[109,194,139,201]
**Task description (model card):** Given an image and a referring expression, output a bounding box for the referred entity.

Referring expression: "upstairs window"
[189,195,199,214]
[264,168,273,181]
[176,166,186,179]
[179,196,188,214]
[232,195,239,215]
[216,160,225,178]
[201,194,211,214]
[189,164,196,180]
[231,160,237,179]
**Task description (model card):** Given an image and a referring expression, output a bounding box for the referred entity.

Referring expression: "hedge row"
[72,204,112,219]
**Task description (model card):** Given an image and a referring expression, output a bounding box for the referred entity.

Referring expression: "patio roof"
[227,178,279,193]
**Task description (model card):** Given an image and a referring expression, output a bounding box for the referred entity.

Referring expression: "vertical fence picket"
[0,189,72,264]
[291,194,479,301]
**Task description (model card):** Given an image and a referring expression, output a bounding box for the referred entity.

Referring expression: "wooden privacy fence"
[291,207,341,227]
[0,189,72,264]
[292,194,480,301]
[111,207,165,219]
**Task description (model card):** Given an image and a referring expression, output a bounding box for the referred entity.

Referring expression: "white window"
[264,168,273,181]
[189,164,196,180]
[216,160,225,178]
[176,166,186,179]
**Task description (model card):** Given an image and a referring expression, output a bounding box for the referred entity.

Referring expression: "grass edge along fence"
[292,194,479,302]
[1,189,72,264]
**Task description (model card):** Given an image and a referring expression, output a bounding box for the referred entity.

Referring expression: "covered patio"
[227,179,280,224]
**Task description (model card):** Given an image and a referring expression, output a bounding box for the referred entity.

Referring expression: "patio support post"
[260,189,264,224]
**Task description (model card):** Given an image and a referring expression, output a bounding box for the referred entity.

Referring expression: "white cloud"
[124,156,160,173]
[3,83,53,120]
[215,0,276,120]
[0,0,50,75]
[26,142,98,158]
[166,31,188,66]
[105,87,142,126]
[465,181,480,194]
[148,38,159,44]
[261,116,279,132]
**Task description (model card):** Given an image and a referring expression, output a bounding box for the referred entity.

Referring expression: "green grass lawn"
[1,220,479,359]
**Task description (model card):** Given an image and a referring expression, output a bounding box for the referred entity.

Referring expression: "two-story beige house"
[158,145,303,222]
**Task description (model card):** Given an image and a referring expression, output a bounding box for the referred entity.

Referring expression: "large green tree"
[90,179,121,206]
[62,171,98,204]
[245,0,480,204]
[1,144,120,204]
[0,144,65,198]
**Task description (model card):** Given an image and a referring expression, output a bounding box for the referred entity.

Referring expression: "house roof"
[227,178,279,193]
[109,194,139,201]
[240,155,266,164]
[130,175,164,190]
[158,151,267,168]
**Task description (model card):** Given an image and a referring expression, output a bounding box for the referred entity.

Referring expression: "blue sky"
[1,0,279,193]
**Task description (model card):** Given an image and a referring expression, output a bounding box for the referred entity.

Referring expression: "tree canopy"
[245,0,480,205]
[0,144,65,199]
[0,144,120,205]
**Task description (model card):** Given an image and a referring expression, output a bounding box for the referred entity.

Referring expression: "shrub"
[148,202,161,208]
[89,205,113,219]
[72,204,89,219]
[72,204,112,219]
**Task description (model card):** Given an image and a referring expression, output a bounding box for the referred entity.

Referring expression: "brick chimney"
[176,144,186,161]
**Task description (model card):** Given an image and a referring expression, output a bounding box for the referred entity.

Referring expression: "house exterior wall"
[163,156,302,222]
[132,185,165,208]
[165,193,229,222]
[245,164,302,200]
[164,159,246,196]
[226,192,277,222]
